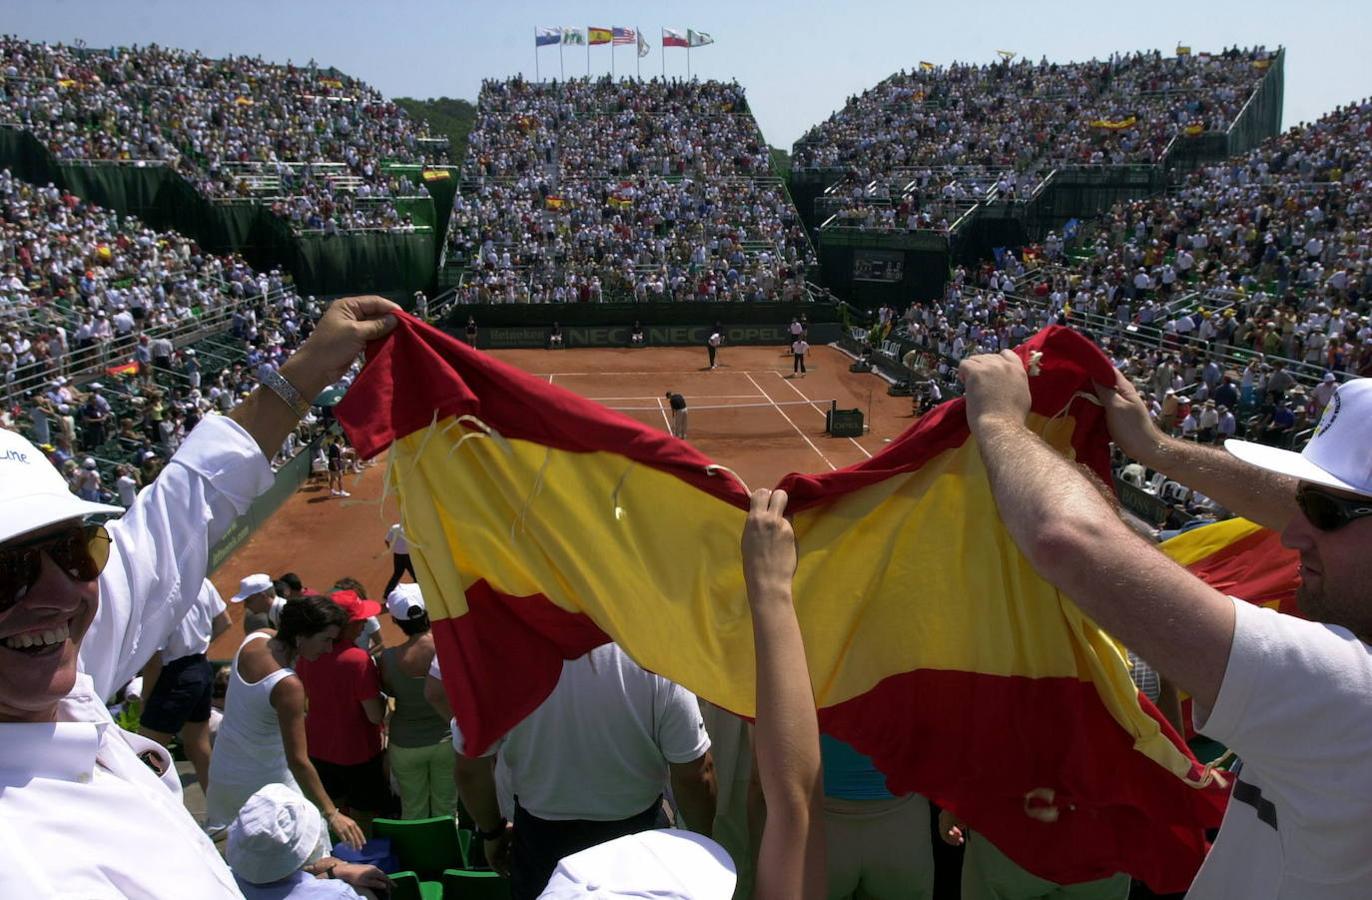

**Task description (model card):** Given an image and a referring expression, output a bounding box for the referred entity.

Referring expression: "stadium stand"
[0,38,448,234]
[440,76,816,304]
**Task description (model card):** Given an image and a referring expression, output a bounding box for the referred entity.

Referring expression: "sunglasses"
[0,523,111,612]
[1296,485,1372,532]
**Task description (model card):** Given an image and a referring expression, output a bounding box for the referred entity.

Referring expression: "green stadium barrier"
[0,126,439,296]
[208,438,321,574]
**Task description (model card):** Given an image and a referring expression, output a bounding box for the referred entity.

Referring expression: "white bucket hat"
[0,429,121,544]
[1226,378,1372,497]
[538,829,736,899]
[226,784,323,884]
[230,573,275,603]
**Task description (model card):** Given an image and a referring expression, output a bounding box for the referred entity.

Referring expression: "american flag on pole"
[612,27,637,46]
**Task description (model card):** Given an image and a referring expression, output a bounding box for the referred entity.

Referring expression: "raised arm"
[960,352,1235,710]
[1095,368,1299,531]
[742,488,826,900]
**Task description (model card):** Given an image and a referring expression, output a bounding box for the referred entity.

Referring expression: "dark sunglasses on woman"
[0,522,112,611]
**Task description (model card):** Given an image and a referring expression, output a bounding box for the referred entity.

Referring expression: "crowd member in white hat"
[379,583,455,819]
[0,295,400,898]
[233,571,279,634]
[227,783,390,899]
[958,353,1372,900]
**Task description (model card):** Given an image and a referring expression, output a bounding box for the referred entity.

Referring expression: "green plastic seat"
[441,868,511,900]
[389,870,443,900]
[372,816,464,880]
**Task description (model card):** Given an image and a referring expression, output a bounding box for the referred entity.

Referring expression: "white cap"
[386,583,426,620]
[1226,378,1372,498]
[231,573,275,603]
[0,429,121,544]
[225,784,323,884]
[538,830,736,900]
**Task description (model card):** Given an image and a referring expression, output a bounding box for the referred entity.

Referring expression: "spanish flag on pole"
[336,319,1227,892]
[588,27,612,45]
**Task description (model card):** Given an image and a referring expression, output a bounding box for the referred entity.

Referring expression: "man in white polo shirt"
[452,643,717,900]
[958,353,1372,899]
[0,296,399,898]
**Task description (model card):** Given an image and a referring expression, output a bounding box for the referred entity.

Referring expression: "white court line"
[655,396,673,432]
[744,372,837,471]
[773,373,873,460]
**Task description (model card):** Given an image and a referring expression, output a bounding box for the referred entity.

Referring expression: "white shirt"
[452,644,710,821]
[163,579,227,662]
[386,523,409,555]
[0,414,271,899]
[792,340,809,356]
[1189,598,1372,898]
[708,332,722,348]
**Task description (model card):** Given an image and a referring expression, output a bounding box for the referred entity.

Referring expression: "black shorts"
[139,653,213,733]
[310,752,392,814]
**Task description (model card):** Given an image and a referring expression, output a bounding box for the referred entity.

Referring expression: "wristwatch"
[476,818,508,841]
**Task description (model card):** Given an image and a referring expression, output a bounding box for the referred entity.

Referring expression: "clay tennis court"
[208,344,918,658]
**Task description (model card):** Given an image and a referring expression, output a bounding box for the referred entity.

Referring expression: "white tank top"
[204,632,298,829]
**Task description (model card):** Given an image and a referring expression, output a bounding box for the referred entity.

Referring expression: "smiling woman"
[0,295,400,898]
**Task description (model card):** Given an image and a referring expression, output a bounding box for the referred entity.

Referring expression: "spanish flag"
[919,60,935,71]
[1090,115,1138,130]
[588,26,613,45]
[421,168,453,182]
[545,195,567,211]
[1160,518,1301,617]
[1184,123,1207,136]
[336,319,1227,892]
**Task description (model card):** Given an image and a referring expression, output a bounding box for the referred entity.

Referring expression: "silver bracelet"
[260,368,311,418]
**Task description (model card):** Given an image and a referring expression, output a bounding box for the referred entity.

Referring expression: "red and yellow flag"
[337,319,1227,892]
[588,27,613,45]
[1161,518,1300,617]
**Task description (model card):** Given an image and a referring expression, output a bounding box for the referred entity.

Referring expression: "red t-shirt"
[296,645,383,765]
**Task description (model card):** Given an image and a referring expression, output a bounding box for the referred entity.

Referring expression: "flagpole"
[612,40,616,79]
[661,29,665,79]
[534,30,540,82]
[586,33,590,77]
[636,27,641,79]
[559,41,564,80]
[687,44,691,80]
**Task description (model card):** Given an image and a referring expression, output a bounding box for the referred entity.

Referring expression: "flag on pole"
[535,26,561,46]
[612,27,637,46]
[662,28,689,48]
[637,29,651,57]
[337,320,1229,894]
[919,61,935,71]
[588,27,612,45]
[687,29,714,47]
[562,27,586,45]
[1175,45,1192,56]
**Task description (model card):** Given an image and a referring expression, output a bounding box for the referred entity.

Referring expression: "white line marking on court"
[772,373,873,459]
[655,396,672,432]
[744,372,836,471]
[547,374,556,384]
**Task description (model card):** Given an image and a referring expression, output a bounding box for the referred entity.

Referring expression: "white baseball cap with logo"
[1225,378,1372,498]
[0,429,121,544]
[386,582,426,620]
[538,829,736,900]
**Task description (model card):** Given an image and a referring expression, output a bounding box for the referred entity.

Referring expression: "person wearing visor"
[0,296,399,898]
[958,354,1372,899]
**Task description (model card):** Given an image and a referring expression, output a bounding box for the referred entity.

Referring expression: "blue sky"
[5,0,1370,148]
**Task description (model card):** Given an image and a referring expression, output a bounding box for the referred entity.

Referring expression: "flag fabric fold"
[535,26,561,47]
[662,28,689,48]
[337,318,1228,892]
[612,27,637,46]
[1160,518,1301,617]
[588,27,613,46]
[636,29,650,57]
